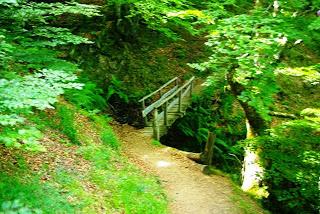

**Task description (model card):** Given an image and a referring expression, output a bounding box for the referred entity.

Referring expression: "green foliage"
[258,0,320,11]
[0,114,25,126]
[2,2,100,26]
[0,172,77,213]
[276,65,320,85]
[0,70,82,150]
[0,0,100,151]
[65,80,107,111]
[151,140,162,147]
[100,129,119,149]
[197,0,253,19]
[190,12,283,121]
[0,70,83,112]
[56,105,80,145]
[32,27,94,47]
[106,0,203,40]
[113,171,167,214]
[0,127,44,151]
[309,18,320,30]
[106,76,129,103]
[1,199,42,214]
[253,120,320,213]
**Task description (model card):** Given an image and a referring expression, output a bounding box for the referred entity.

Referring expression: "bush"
[64,80,107,111]
[256,120,320,213]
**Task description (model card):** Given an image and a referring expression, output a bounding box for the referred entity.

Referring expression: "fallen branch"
[269,111,298,119]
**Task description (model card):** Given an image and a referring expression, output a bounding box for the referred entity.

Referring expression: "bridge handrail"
[138,77,178,103]
[151,76,195,139]
[155,76,195,109]
[141,85,178,118]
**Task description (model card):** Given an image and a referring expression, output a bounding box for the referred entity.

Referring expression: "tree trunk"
[241,120,264,192]
[227,67,269,193]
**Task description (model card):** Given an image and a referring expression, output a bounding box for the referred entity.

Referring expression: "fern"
[65,80,107,111]
[106,76,129,103]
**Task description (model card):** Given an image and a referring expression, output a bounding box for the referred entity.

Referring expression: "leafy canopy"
[0,0,100,150]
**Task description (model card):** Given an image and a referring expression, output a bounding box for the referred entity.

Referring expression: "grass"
[151,140,162,147]
[0,172,78,213]
[76,114,168,213]
[229,184,269,214]
[56,104,80,145]
[0,103,168,213]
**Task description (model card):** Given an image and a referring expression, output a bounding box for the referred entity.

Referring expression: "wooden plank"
[139,77,178,103]
[142,85,178,117]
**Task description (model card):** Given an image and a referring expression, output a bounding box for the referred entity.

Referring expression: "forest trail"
[112,122,266,214]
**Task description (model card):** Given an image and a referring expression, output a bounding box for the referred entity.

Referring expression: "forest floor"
[112,122,267,214]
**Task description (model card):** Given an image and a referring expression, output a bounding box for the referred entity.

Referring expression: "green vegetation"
[152,140,163,147]
[257,120,319,213]
[56,105,80,145]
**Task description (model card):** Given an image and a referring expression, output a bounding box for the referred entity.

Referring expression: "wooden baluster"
[153,108,160,140]
[142,100,147,125]
[164,101,168,126]
[178,90,182,113]
[190,80,193,97]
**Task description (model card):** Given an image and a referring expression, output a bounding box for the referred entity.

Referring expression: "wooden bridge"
[139,76,195,140]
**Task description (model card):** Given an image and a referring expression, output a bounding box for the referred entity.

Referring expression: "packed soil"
[112,122,267,214]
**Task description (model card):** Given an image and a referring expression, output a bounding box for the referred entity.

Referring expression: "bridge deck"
[139,77,197,140]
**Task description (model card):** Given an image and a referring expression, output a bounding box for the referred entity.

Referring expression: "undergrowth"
[0,102,168,213]
[56,105,80,145]
[0,172,77,213]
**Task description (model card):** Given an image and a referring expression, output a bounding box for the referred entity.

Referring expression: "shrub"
[256,120,320,213]
[64,80,107,111]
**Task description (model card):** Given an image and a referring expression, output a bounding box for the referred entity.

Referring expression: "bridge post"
[153,108,160,140]
[178,90,182,113]
[164,101,168,126]
[141,100,148,125]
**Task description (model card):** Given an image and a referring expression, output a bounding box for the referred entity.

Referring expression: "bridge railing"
[152,76,195,139]
[139,77,179,125]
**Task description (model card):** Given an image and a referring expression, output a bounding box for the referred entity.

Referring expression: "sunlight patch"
[156,161,172,168]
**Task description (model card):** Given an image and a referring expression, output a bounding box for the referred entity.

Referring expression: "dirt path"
[112,122,266,214]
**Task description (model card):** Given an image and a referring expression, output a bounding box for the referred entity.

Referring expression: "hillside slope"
[0,102,167,213]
